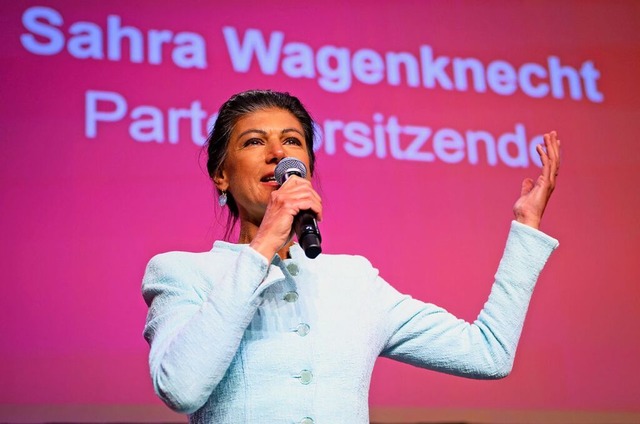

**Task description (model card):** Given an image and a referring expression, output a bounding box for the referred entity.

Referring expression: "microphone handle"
[294,211,322,259]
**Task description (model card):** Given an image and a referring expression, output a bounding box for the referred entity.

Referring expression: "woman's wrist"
[515,214,541,230]
[249,235,282,261]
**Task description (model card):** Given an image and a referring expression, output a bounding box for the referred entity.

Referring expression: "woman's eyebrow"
[236,128,304,139]
[281,128,304,136]
[236,128,267,139]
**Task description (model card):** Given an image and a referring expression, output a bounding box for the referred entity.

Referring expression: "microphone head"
[275,157,308,185]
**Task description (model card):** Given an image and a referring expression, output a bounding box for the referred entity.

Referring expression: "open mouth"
[260,175,277,183]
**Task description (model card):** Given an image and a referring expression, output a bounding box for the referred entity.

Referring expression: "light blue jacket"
[142,221,558,423]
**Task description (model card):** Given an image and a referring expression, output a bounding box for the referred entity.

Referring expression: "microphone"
[274,157,322,259]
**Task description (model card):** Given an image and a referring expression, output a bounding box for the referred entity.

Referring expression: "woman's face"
[215,107,311,224]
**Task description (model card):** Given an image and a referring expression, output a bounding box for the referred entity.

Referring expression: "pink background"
[2,0,639,415]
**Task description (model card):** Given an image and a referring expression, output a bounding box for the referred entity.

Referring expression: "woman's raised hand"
[513,131,561,230]
[250,176,322,260]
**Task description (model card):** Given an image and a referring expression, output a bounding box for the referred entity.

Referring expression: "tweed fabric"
[142,221,558,423]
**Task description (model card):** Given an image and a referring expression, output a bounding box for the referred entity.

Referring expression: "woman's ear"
[213,168,229,192]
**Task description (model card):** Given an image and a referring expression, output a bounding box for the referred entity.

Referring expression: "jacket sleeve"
[379,221,559,378]
[141,246,272,414]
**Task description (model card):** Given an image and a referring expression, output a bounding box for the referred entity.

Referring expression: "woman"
[142,90,560,423]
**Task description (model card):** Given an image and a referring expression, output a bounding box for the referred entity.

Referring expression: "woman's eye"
[243,138,263,147]
[284,137,303,146]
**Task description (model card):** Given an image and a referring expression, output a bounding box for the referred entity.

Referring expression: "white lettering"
[548,56,582,100]
[519,63,549,98]
[21,6,64,55]
[68,22,103,59]
[223,27,283,74]
[372,113,387,158]
[453,58,486,92]
[312,121,324,153]
[219,26,603,102]
[21,6,206,68]
[107,15,143,62]
[386,52,420,87]
[385,116,404,160]
[352,49,384,85]
[282,42,315,78]
[148,30,173,65]
[580,61,604,102]
[315,113,542,168]
[402,125,434,162]
[85,92,548,170]
[130,106,164,142]
[466,130,498,166]
[322,120,343,155]
[317,46,351,92]
[433,128,465,163]
[487,60,517,95]
[497,124,529,167]
[420,45,453,90]
[85,91,213,145]
[85,90,127,138]
[172,32,207,68]
[343,122,373,157]
[168,106,193,144]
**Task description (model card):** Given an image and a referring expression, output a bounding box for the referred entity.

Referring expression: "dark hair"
[205,89,316,232]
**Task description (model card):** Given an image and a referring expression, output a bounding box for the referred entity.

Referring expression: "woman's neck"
[237,221,258,245]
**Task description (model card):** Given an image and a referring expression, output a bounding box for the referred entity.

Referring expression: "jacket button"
[283,291,299,302]
[300,418,314,424]
[295,323,310,336]
[296,369,313,385]
[287,263,299,276]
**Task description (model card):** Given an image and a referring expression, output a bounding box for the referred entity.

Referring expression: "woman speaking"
[142,90,560,423]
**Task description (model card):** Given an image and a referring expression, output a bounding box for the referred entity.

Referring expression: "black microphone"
[274,157,322,259]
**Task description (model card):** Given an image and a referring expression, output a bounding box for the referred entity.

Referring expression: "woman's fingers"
[513,130,561,230]
[537,142,550,182]
[276,176,323,220]
[537,131,560,191]
[544,131,561,185]
[251,178,322,259]
[551,131,561,178]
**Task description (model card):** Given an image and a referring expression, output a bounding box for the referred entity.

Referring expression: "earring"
[218,191,227,207]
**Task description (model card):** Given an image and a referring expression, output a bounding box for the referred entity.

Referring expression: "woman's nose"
[265,140,285,163]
